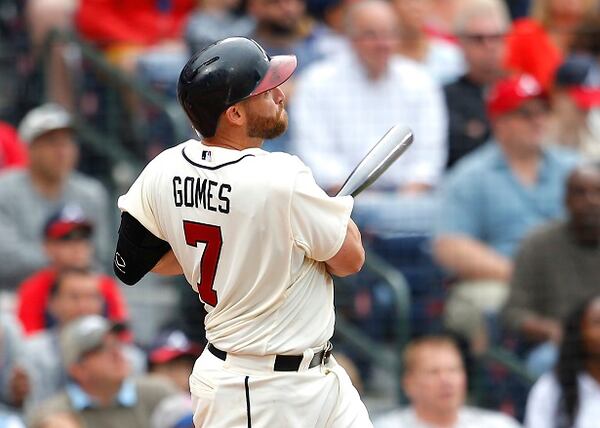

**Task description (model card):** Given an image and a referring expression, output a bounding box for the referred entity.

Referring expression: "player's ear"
[223,104,245,128]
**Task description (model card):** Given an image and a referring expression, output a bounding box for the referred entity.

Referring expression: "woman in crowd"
[525,295,600,427]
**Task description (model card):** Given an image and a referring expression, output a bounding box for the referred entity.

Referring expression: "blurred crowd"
[1,0,600,427]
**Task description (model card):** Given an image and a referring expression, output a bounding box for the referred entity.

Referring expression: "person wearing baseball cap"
[148,330,202,393]
[434,73,579,352]
[16,204,129,337]
[550,54,600,159]
[146,332,199,428]
[43,203,93,242]
[17,103,73,145]
[28,315,178,428]
[0,104,111,289]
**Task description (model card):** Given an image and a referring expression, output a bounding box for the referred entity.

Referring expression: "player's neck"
[202,132,263,151]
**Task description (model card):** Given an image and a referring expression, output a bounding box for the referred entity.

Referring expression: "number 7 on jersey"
[183,220,223,306]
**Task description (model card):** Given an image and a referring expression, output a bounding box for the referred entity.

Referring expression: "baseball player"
[113,37,372,427]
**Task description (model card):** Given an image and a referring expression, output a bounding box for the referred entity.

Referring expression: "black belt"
[207,343,332,372]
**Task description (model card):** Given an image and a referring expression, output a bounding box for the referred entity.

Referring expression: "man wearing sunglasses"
[444,0,510,168]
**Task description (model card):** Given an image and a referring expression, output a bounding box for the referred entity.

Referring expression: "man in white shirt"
[290,0,446,235]
[375,336,521,428]
[291,0,447,196]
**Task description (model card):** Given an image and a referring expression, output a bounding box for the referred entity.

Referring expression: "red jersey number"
[183,221,222,306]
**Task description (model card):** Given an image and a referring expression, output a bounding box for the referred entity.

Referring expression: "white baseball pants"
[190,347,373,428]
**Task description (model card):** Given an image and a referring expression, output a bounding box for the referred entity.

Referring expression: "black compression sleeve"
[113,212,171,285]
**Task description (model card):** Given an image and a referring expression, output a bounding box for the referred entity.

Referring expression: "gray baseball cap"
[18,103,73,144]
[60,315,115,369]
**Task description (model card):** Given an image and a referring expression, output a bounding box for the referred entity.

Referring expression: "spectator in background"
[434,74,578,352]
[247,0,326,76]
[0,104,110,290]
[75,0,197,156]
[147,330,198,428]
[503,164,600,376]
[32,412,82,428]
[185,0,254,55]
[570,13,600,58]
[444,0,510,168]
[292,0,447,195]
[525,295,600,428]
[150,394,194,428]
[75,0,195,75]
[28,315,177,428]
[504,0,597,90]
[394,0,466,85]
[425,0,465,41]
[549,54,600,159]
[0,315,28,427]
[147,330,202,393]
[25,0,79,108]
[375,335,520,428]
[16,204,128,336]
[24,268,144,407]
[504,0,531,20]
[305,0,355,59]
[246,0,329,152]
[0,122,27,171]
[292,0,447,235]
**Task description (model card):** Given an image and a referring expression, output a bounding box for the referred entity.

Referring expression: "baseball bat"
[336,125,414,197]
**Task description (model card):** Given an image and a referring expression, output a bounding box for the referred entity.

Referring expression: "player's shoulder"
[251,151,309,182]
[258,150,305,168]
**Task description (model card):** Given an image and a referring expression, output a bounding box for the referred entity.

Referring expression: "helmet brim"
[250,55,298,97]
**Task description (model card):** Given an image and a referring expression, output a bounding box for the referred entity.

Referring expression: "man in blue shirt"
[433,74,578,351]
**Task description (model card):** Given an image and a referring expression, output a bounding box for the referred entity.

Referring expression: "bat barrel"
[336,125,414,197]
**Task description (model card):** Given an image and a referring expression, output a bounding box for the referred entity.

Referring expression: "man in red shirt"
[17,204,128,335]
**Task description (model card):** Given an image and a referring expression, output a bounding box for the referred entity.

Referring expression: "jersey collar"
[181,140,267,170]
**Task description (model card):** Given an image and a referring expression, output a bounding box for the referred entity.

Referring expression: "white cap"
[59,315,112,369]
[18,103,73,144]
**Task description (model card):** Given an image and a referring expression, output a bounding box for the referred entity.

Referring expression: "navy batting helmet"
[177,37,297,138]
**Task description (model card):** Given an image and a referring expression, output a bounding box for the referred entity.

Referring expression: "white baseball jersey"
[118,139,353,355]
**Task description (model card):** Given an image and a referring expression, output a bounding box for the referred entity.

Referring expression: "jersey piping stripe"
[182,147,256,170]
[245,376,252,428]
